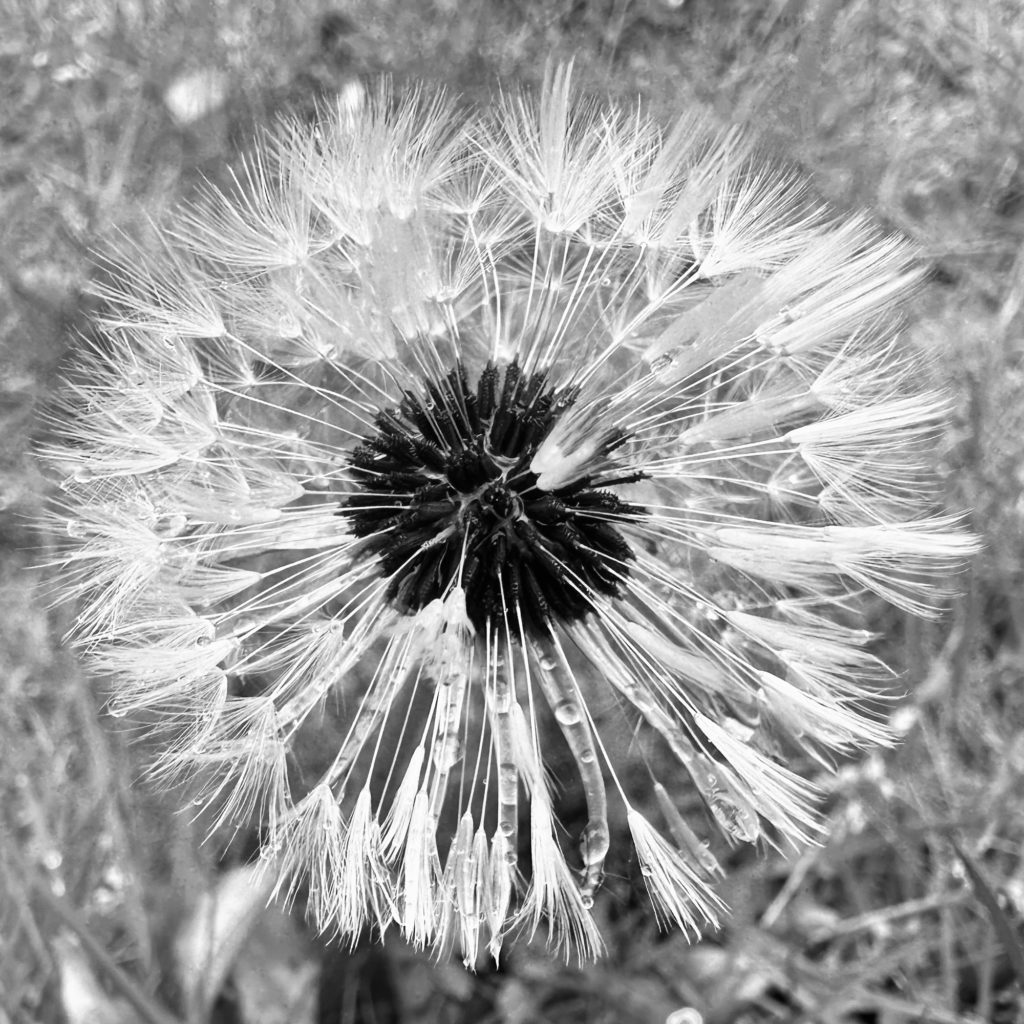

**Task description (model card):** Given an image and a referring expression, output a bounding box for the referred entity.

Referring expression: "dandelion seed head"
[43,67,976,963]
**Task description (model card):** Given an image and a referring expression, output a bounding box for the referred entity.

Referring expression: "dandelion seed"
[627,805,726,936]
[271,783,345,929]
[44,67,976,962]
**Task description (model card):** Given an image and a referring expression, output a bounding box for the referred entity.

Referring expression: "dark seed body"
[339,360,645,639]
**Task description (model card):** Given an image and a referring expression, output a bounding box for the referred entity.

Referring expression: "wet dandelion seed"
[43,66,976,965]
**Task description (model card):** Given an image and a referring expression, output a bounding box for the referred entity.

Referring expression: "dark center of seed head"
[339,360,644,640]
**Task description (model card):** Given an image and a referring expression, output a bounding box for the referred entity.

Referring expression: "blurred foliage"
[2,1,1024,1022]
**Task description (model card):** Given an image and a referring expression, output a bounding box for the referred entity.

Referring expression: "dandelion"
[43,66,975,965]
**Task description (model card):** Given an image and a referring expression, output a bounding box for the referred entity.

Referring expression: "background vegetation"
[2,1,1022,1021]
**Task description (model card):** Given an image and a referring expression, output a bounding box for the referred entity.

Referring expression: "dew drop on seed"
[694,841,719,877]
[553,701,582,726]
[582,822,609,865]
[158,513,188,537]
[722,716,755,742]
[708,793,760,844]
[437,740,463,772]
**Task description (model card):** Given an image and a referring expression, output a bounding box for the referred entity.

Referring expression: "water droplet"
[617,679,640,702]
[577,749,596,765]
[721,716,755,742]
[666,1008,703,1024]
[156,513,188,538]
[66,520,88,539]
[580,893,595,909]
[694,842,719,876]
[650,352,675,374]
[72,466,95,483]
[581,823,609,866]
[435,738,463,772]
[498,820,515,838]
[638,864,653,878]
[708,793,760,844]
[554,701,582,726]
[538,654,557,673]
[498,763,517,790]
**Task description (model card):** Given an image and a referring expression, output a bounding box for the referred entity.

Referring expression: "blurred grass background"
[2,1,1023,1022]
